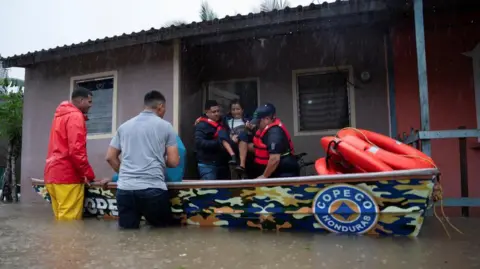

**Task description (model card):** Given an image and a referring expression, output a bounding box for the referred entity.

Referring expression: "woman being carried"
[220,100,254,177]
[193,100,253,178]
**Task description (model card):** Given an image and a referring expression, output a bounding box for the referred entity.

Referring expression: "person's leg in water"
[137,188,173,227]
[116,189,141,229]
[46,183,85,220]
[218,129,237,165]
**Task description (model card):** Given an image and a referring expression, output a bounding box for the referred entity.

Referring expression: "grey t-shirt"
[109,110,177,191]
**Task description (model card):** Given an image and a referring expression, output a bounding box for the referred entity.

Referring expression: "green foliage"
[1,78,24,94]
[260,0,290,12]
[0,89,23,142]
[0,79,23,202]
[1,78,24,87]
[200,1,218,21]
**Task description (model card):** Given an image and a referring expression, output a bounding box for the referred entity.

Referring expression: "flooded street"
[0,203,479,269]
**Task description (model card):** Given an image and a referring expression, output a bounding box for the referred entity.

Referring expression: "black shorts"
[116,188,172,229]
[238,132,254,144]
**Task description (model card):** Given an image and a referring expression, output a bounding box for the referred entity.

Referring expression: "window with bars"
[294,70,351,133]
[74,76,115,135]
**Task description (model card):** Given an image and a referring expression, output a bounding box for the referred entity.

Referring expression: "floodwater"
[1,203,479,269]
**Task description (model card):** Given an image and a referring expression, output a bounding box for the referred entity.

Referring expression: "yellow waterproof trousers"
[46,184,85,220]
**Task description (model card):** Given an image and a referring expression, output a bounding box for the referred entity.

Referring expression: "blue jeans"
[197,163,229,180]
[116,188,172,229]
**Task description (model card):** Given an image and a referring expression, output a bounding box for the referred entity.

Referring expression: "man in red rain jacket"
[44,88,96,220]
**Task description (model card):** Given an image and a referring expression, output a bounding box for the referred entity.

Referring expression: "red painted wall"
[393,10,480,215]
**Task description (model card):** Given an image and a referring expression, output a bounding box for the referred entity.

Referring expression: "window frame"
[202,77,261,114]
[69,70,118,140]
[291,66,356,136]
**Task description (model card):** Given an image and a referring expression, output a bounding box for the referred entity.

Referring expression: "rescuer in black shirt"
[249,103,300,178]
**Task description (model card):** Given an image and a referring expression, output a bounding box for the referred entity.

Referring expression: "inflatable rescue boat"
[31,131,439,237]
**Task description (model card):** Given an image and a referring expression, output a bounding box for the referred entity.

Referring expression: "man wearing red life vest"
[194,100,230,180]
[250,103,300,179]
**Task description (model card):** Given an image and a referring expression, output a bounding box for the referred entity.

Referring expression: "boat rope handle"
[325,140,338,169]
[335,127,464,238]
[325,139,356,170]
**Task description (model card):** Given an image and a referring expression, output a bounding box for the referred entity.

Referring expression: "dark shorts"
[238,131,253,143]
[116,188,172,229]
[219,129,252,144]
[217,129,230,142]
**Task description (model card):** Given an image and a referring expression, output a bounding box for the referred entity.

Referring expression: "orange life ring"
[321,136,393,173]
[315,157,341,175]
[336,128,434,164]
[340,135,435,170]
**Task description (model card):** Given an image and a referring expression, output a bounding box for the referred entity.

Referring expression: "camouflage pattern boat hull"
[31,169,438,236]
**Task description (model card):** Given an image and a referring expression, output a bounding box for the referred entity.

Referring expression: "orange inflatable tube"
[336,128,434,164]
[315,157,340,175]
[319,138,365,174]
[315,157,366,175]
[340,135,435,170]
[321,136,393,173]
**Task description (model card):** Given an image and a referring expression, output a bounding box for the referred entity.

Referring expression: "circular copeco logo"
[312,184,379,234]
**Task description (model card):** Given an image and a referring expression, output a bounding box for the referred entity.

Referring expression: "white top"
[227,118,246,135]
[228,118,245,129]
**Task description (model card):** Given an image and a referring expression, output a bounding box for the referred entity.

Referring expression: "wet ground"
[1,202,479,269]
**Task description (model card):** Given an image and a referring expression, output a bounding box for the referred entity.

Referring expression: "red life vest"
[196,117,223,139]
[253,119,295,165]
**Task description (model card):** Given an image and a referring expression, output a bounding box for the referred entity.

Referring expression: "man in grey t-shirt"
[105,90,179,229]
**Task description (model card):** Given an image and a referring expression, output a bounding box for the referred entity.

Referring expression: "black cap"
[250,103,276,125]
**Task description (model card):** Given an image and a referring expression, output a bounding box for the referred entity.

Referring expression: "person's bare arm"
[165,123,180,168]
[257,127,286,179]
[260,154,280,178]
[105,146,121,173]
[247,143,255,153]
[106,130,122,173]
[166,146,180,168]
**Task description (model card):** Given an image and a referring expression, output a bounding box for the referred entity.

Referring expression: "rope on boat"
[432,180,464,238]
[335,127,464,238]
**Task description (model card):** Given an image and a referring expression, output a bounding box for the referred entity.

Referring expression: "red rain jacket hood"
[44,101,95,184]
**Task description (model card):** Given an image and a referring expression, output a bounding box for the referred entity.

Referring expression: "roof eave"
[2,0,394,68]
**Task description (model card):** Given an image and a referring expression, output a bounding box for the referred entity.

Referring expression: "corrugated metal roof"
[1,0,396,68]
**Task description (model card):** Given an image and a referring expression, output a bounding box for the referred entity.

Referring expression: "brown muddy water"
[1,202,479,269]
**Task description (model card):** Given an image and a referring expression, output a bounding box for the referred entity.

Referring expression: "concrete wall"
[393,10,480,216]
[180,27,391,177]
[21,43,174,201]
